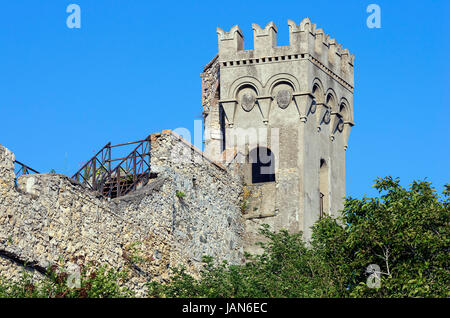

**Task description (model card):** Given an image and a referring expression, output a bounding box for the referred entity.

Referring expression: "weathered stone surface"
[0,131,243,296]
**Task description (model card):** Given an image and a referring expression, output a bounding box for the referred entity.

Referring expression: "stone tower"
[201,18,355,247]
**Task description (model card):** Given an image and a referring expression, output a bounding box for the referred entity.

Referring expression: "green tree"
[345,177,449,297]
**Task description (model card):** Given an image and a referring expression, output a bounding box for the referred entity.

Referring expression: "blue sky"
[0,0,449,198]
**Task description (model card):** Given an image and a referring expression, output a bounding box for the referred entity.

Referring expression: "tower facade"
[202,18,355,246]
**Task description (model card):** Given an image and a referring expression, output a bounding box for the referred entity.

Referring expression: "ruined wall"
[201,55,223,161]
[148,131,244,266]
[0,131,243,296]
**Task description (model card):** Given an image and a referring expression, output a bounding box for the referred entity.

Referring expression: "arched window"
[249,147,275,183]
[319,159,329,218]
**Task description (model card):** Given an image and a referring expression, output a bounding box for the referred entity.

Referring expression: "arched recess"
[312,78,324,103]
[228,76,263,100]
[271,81,295,110]
[325,89,338,113]
[338,97,353,123]
[249,147,276,184]
[319,158,329,218]
[331,99,347,135]
[236,84,258,112]
[266,73,300,94]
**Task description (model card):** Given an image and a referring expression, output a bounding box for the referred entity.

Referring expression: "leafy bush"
[0,262,133,298]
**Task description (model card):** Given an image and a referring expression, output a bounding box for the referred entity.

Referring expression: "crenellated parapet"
[217,25,244,57]
[216,18,354,91]
[252,22,277,52]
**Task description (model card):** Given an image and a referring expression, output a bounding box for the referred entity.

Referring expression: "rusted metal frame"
[108,145,111,175]
[74,170,93,188]
[110,139,147,148]
[106,153,150,163]
[72,136,151,198]
[16,166,24,176]
[75,164,95,189]
[106,137,151,198]
[119,162,151,196]
[75,170,94,190]
[13,160,40,189]
[14,160,40,175]
[92,157,96,190]
[73,142,111,176]
[14,160,40,179]
[72,142,112,190]
[91,146,111,191]
[92,156,111,191]
[121,143,151,195]
[72,142,111,181]
[121,170,150,195]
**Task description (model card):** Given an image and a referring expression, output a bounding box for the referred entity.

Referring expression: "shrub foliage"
[0,261,132,298]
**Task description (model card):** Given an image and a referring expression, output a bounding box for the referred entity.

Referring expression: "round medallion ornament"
[241,93,256,112]
[276,90,292,109]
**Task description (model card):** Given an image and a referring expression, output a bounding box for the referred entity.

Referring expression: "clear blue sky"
[0,0,449,198]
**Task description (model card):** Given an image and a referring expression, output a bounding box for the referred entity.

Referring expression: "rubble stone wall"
[0,131,243,296]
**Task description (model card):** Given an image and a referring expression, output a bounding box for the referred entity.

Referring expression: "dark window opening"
[219,105,226,152]
[250,147,275,184]
[319,192,324,219]
[319,158,329,216]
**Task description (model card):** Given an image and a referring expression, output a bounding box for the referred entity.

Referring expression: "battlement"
[217,18,354,89]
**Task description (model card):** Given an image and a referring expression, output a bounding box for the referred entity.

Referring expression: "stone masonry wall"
[149,131,244,266]
[0,131,243,296]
